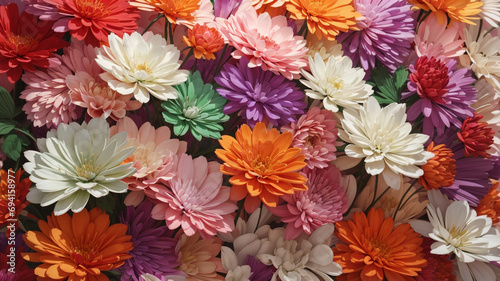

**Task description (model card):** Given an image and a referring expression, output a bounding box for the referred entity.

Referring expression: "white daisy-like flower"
[472,78,500,155]
[410,190,500,281]
[301,53,373,113]
[23,118,136,216]
[480,0,500,27]
[459,23,500,91]
[337,96,434,188]
[95,32,189,103]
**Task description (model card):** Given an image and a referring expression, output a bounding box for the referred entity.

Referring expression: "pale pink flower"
[67,72,142,120]
[177,0,215,28]
[61,40,102,78]
[269,165,349,240]
[216,6,308,80]
[414,15,465,62]
[281,107,339,169]
[151,154,237,239]
[110,117,187,206]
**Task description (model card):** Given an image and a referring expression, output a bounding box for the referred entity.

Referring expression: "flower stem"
[180,49,194,68]
[392,179,419,220]
[298,22,308,37]
[476,19,483,42]
[254,202,264,233]
[142,14,163,35]
[213,44,229,78]
[365,185,392,213]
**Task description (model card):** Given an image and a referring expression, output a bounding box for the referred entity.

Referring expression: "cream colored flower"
[473,78,500,155]
[305,36,344,63]
[95,32,189,103]
[140,274,187,281]
[338,96,434,188]
[480,0,500,27]
[23,118,136,215]
[301,54,372,113]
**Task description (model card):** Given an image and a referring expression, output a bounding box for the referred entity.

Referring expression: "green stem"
[476,19,483,42]
[234,199,245,225]
[371,175,379,207]
[14,128,36,143]
[213,44,229,78]
[365,185,392,212]
[180,49,193,68]
[254,202,264,233]
[142,14,163,35]
[298,22,308,37]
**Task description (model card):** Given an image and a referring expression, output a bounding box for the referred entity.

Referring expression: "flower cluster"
[0,1,499,281]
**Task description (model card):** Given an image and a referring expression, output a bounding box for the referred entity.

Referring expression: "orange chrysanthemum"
[419,142,456,190]
[334,208,427,281]
[252,0,287,17]
[476,180,500,225]
[408,0,483,25]
[0,169,31,229]
[22,208,133,281]
[131,0,199,24]
[215,122,307,213]
[286,0,360,40]
[183,23,224,60]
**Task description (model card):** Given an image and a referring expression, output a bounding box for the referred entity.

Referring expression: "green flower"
[162,71,229,140]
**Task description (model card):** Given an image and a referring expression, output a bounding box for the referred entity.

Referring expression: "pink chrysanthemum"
[281,106,339,169]
[110,116,187,206]
[67,71,141,120]
[151,154,237,239]
[414,15,465,62]
[216,6,308,80]
[269,165,349,240]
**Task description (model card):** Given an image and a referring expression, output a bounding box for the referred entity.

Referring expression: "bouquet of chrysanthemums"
[1,0,500,280]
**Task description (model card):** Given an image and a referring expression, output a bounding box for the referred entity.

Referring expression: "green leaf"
[393,66,409,92]
[0,119,17,135]
[2,133,22,161]
[0,87,15,119]
[370,66,407,105]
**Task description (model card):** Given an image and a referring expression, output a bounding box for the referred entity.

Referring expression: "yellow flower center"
[75,0,109,17]
[369,238,393,259]
[252,156,273,176]
[7,34,36,54]
[75,155,101,180]
[136,63,153,74]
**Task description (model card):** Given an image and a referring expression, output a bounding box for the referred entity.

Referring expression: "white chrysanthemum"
[301,54,373,113]
[480,0,500,27]
[140,273,187,281]
[337,96,434,188]
[410,190,500,281]
[473,78,500,155]
[257,224,342,281]
[23,118,136,216]
[95,32,189,103]
[459,23,500,91]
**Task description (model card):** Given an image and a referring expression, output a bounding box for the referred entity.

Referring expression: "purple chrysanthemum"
[120,200,181,281]
[246,255,276,281]
[215,57,307,128]
[433,128,496,207]
[403,57,477,136]
[337,0,416,72]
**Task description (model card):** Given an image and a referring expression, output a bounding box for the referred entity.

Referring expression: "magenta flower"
[269,165,349,240]
[281,107,339,169]
[150,154,238,239]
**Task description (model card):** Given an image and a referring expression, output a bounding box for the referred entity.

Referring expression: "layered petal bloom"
[215,122,307,213]
[0,169,31,229]
[404,56,477,136]
[110,116,187,206]
[215,57,306,128]
[458,112,495,158]
[286,0,360,40]
[150,154,237,239]
[419,142,456,190]
[410,190,500,281]
[0,3,67,83]
[480,0,500,27]
[338,96,434,188]
[302,54,372,113]
[26,0,140,46]
[120,201,181,280]
[257,224,342,281]
[281,107,339,169]
[413,15,465,62]
[182,23,224,60]
[472,79,500,155]
[22,208,134,281]
[417,238,456,281]
[216,7,308,80]
[95,32,189,103]
[269,165,349,240]
[475,180,500,226]
[175,232,226,281]
[337,0,416,72]
[23,118,136,215]
[305,36,344,63]
[334,208,427,281]
[408,0,483,25]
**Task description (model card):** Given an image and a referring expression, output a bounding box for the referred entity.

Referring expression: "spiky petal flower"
[95,32,189,103]
[269,165,348,240]
[337,0,416,72]
[120,200,181,280]
[162,71,229,141]
[215,122,307,213]
[301,54,373,113]
[334,208,427,281]
[0,169,30,229]
[407,0,483,25]
[182,23,224,60]
[23,118,136,215]
[338,96,434,188]
[410,190,500,281]
[215,57,306,128]
[419,142,456,190]
[216,7,308,80]
[458,112,495,158]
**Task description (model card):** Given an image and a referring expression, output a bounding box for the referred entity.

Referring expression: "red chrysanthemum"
[0,3,67,83]
[409,56,450,104]
[417,238,456,281]
[0,169,31,230]
[28,0,140,46]
[458,112,495,158]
